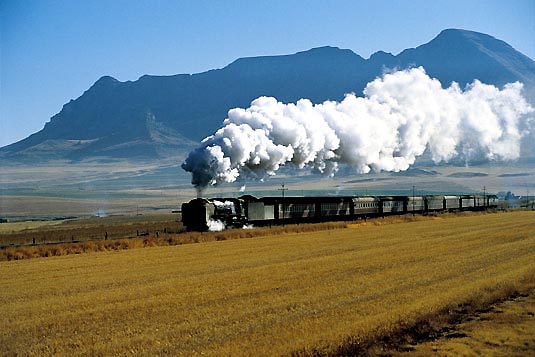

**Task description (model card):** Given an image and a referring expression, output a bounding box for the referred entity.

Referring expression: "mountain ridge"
[2,28,534,162]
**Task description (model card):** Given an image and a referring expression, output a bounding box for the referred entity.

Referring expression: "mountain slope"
[394,29,535,89]
[2,29,534,162]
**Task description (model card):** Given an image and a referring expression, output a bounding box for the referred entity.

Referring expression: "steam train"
[181,194,498,231]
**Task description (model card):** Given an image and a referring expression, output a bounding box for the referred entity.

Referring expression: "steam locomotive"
[181,194,498,231]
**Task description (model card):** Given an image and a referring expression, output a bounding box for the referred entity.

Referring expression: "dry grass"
[0,211,534,355]
[391,287,535,356]
[0,210,489,261]
[0,216,352,261]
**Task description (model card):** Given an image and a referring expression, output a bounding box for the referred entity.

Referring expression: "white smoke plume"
[182,67,533,190]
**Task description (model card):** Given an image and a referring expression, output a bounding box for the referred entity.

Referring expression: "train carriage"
[243,200,275,222]
[320,199,352,217]
[407,196,425,214]
[460,195,475,210]
[474,195,486,209]
[426,195,445,211]
[241,195,354,223]
[280,202,316,219]
[444,195,460,210]
[352,197,380,216]
[241,195,276,223]
[380,196,406,215]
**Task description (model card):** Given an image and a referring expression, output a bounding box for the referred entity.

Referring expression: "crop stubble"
[0,211,534,355]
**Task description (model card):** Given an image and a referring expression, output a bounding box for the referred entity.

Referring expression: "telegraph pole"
[483,186,486,208]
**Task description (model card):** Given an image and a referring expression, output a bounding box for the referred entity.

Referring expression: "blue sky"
[1,0,534,147]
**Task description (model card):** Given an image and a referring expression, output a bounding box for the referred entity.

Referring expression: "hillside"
[1,29,534,162]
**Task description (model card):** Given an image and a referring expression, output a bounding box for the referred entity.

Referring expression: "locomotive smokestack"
[182,67,533,189]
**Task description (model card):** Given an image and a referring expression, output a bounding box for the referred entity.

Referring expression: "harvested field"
[392,289,535,356]
[0,211,534,355]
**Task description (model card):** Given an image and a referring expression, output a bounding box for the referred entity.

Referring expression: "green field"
[1,211,534,355]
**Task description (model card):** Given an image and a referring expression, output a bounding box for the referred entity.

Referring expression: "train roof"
[249,196,355,204]
[378,196,409,200]
[352,196,378,201]
[187,193,499,206]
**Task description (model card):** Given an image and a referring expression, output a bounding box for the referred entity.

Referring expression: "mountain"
[394,29,535,90]
[2,29,534,162]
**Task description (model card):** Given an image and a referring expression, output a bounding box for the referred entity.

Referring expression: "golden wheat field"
[1,211,534,355]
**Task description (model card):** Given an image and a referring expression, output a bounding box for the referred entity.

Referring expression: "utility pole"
[483,186,486,208]
[278,183,288,223]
